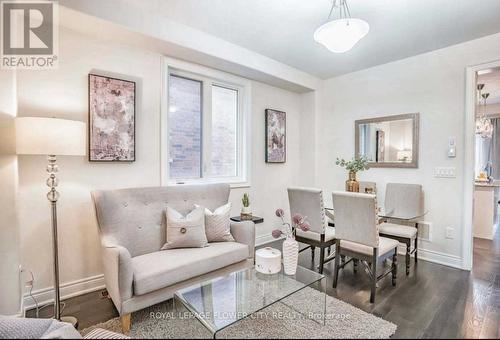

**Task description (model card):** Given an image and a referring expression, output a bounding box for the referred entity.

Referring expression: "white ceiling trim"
[59,1,320,93]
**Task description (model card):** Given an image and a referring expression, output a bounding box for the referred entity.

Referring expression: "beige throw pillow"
[196,203,235,242]
[161,206,208,250]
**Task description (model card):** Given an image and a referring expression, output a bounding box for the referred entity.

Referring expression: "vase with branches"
[336,155,370,192]
[272,209,310,275]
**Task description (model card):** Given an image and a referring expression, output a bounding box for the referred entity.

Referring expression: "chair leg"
[392,249,398,286]
[341,255,346,265]
[414,237,418,264]
[370,249,378,303]
[311,246,315,262]
[405,239,411,275]
[121,314,131,333]
[319,247,325,274]
[332,241,341,288]
[353,259,358,273]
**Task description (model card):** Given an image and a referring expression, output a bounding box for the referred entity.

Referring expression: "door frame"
[463,59,500,270]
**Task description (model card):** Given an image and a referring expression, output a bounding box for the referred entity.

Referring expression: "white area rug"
[81,287,396,339]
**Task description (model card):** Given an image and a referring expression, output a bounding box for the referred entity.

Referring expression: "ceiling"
[478,67,500,105]
[124,0,500,79]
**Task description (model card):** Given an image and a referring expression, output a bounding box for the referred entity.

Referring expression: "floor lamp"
[16,117,86,327]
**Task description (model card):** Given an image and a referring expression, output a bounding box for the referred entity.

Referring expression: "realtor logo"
[1,0,58,69]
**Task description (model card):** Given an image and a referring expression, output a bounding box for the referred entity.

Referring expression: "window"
[162,59,250,186]
[168,75,202,180]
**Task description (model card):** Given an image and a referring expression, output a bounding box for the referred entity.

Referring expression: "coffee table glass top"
[174,266,324,335]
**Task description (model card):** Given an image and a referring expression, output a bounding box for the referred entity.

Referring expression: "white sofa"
[91,183,255,332]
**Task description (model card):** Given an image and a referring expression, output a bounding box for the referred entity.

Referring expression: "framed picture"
[88,73,136,162]
[376,129,385,162]
[265,109,286,163]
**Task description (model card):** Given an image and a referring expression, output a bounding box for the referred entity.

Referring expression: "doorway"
[464,60,500,271]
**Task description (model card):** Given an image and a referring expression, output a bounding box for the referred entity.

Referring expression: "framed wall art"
[88,73,136,162]
[265,109,286,163]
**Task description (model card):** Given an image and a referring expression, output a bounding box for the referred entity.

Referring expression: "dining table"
[322,202,428,265]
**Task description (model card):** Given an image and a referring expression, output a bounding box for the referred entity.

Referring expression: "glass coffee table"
[174,266,326,338]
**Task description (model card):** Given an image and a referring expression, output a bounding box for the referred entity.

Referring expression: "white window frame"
[161,57,252,188]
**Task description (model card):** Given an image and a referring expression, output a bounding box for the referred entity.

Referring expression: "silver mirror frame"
[355,113,420,168]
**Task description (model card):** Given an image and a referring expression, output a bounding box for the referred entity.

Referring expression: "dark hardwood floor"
[28,232,500,338]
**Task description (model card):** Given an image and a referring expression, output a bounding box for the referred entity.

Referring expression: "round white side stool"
[255,247,282,274]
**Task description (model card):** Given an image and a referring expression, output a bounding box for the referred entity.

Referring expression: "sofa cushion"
[161,206,208,250]
[131,242,249,295]
[197,203,235,242]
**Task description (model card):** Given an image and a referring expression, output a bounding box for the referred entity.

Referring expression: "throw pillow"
[161,206,208,250]
[196,203,235,242]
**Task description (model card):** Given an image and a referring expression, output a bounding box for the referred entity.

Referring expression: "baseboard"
[417,248,463,270]
[22,274,105,312]
[255,233,280,246]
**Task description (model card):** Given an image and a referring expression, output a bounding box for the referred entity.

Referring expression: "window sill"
[166,179,250,189]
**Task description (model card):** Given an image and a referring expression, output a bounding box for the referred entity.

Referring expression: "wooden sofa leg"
[121,314,131,333]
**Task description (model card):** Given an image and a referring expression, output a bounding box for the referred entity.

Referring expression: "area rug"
[81,287,396,339]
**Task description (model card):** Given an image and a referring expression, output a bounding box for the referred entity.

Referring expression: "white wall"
[230,82,310,244]
[317,32,500,266]
[0,70,20,315]
[16,27,311,299]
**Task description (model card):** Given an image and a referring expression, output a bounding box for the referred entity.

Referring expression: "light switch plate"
[434,167,456,178]
[448,147,456,158]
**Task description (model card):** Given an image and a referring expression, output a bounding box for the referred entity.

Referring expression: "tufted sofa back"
[91,183,230,257]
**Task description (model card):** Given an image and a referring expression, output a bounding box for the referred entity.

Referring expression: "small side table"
[230,215,264,224]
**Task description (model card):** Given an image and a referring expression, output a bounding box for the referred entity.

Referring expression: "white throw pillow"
[161,206,208,250]
[196,203,235,242]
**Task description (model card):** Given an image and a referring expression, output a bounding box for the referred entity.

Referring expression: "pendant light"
[314,0,369,53]
[476,84,493,139]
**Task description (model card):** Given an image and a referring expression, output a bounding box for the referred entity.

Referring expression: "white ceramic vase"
[282,236,299,275]
[241,206,252,216]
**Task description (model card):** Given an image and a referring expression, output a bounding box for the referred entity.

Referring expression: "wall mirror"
[355,113,419,168]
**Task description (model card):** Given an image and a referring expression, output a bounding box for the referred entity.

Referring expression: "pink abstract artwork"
[265,109,286,163]
[89,74,135,161]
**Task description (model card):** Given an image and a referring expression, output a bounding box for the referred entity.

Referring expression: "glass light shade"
[314,18,369,53]
[476,118,493,139]
[16,117,86,156]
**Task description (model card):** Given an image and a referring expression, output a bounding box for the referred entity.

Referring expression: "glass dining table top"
[324,206,427,221]
[174,265,325,336]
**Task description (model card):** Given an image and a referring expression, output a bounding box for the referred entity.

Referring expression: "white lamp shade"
[16,117,86,156]
[314,18,369,53]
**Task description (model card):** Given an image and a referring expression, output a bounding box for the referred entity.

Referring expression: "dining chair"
[288,187,336,274]
[359,181,377,194]
[379,183,423,275]
[332,191,398,303]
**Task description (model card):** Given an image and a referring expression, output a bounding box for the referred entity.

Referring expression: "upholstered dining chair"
[379,183,423,275]
[332,191,398,303]
[288,187,336,274]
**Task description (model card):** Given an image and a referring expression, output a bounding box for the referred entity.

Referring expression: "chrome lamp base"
[47,155,78,328]
[60,316,79,328]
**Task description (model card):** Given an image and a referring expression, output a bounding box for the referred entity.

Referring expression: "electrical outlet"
[445,227,454,239]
